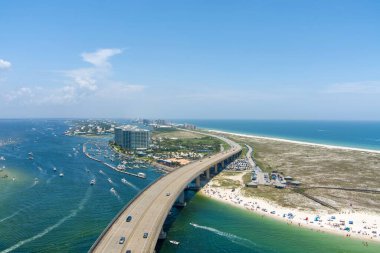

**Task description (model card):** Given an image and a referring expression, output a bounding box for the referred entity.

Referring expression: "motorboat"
[59,173,64,177]
[169,240,180,245]
[90,179,96,185]
[53,167,57,172]
[138,172,146,178]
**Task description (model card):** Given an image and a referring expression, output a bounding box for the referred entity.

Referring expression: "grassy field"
[211,132,380,213]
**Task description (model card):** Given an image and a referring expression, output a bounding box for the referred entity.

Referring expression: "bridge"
[90,134,241,253]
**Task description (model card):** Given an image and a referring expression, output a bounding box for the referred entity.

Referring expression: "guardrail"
[88,176,163,252]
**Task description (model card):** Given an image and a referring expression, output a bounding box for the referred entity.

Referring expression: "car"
[119,236,126,244]
[143,232,149,238]
[125,251,131,253]
[166,192,170,196]
[126,215,132,222]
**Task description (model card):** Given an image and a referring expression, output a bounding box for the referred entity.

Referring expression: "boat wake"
[0,187,92,253]
[110,188,122,202]
[46,175,57,184]
[121,178,140,191]
[189,223,258,249]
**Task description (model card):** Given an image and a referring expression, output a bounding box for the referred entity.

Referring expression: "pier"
[82,143,145,179]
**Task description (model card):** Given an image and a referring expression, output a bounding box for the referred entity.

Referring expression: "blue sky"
[0,0,380,120]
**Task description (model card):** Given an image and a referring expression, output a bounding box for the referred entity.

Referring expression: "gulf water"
[175,120,380,151]
[0,119,379,252]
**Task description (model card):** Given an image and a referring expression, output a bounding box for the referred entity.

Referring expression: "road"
[90,134,241,253]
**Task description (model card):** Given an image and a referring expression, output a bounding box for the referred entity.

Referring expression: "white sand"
[207,129,380,154]
[201,182,380,243]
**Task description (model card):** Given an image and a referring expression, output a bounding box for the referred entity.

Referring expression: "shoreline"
[205,129,380,154]
[199,180,380,243]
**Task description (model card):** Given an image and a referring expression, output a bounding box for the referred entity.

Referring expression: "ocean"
[0,119,379,252]
[174,119,380,151]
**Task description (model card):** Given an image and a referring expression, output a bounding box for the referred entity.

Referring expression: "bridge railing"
[88,175,163,252]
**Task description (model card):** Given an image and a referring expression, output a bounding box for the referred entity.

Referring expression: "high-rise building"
[114,125,151,150]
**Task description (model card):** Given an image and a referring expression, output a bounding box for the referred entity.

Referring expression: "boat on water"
[0,156,5,161]
[138,172,146,178]
[110,187,116,193]
[117,164,126,170]
[53,167,57,172]
[169,240,180,245]
[121,178,127,184]
[59,173,64,177]
[28,152,33,156]
[108,178,113,184]
[90,179,96,185]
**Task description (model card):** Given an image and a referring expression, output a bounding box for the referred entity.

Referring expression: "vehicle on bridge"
[119,236,125,244]
[143,232,149,238]
[126,216,132,222]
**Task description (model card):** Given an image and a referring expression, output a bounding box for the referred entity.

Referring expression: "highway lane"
[91,134,241,253]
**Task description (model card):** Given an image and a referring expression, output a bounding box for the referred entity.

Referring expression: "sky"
[0,0,380,120]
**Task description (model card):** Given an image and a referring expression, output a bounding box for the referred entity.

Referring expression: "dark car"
[126,251,131,253]
[126,216,132,222]
[143,232,149,238]
[119,236,126,244]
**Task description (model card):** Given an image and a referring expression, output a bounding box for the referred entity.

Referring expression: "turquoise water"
[175,120,380,151]
[0,119,162,252]
[1,119,379,252]
[160,195,380,253]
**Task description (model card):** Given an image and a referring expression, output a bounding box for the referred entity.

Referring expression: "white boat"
[107,178,113,184]
[169,240,180,245]
[138,172,146,178]
[0,156,6,160]
[121,178,127,184]
[110,187,116,193]
[90,179,96,185]
[53,167,57,172]
[117,164,126,170]
[59,173,64,177]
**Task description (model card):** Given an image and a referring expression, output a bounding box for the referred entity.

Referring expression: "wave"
[0,188,92,253]
[121,178,140,191]
[189,223,258,249]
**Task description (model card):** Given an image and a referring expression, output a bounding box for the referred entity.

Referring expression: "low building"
[114,125,151,150]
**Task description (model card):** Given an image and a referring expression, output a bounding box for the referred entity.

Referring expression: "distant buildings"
[114,125,151,150]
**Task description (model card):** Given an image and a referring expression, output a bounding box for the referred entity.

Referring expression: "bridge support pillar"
[175,191,186,207]
[159,228,167,239]
[195,176,201,188]
[214,164,218,174]
[206,169,210,179]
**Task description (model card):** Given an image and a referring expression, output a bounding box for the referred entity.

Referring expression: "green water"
[160,194,380,253]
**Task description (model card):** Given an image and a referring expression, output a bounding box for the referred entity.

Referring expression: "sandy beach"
[207,129,380,154]
[200,172,380,243]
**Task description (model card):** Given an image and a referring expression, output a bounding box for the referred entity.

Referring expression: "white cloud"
[65,48,123,91]
[81,48,122,67]
[0,59,11,69]
[324,81,380,94]
[66,68,98,91]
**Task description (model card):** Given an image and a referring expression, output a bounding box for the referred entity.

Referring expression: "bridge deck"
[91,135,241,253]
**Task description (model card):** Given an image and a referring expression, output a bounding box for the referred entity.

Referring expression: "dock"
[82,143,146,179]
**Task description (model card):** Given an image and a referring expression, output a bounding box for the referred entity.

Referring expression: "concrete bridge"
[89,134,241,253]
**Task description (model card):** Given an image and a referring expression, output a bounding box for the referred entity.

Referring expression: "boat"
[108,178,113,184]
[117,164,126,170]
[90,179,96,185]
[53,167,57,172]
[138,172,146,178]
[169,240,180,245]
[0,156,5,161]
[110,187,116,193]
[59,173,64,177]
